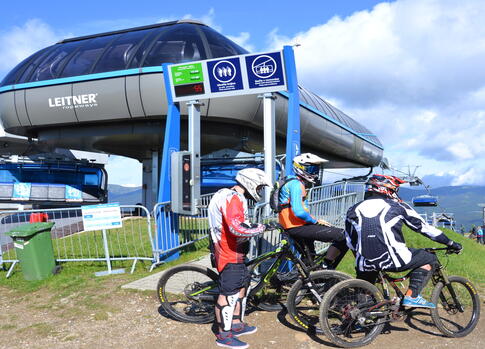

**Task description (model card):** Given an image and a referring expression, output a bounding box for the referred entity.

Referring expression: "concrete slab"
[121,254,213,291]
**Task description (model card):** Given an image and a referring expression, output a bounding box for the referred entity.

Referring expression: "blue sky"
[1,0,484,188]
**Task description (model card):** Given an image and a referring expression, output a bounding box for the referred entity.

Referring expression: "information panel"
[82,203,122,232]
[168,50,287,102]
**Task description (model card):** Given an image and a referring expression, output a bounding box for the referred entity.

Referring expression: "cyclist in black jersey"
[344,174,462,308]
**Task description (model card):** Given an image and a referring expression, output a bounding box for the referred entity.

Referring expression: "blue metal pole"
[283,45,301,176]
[157,63,180,261]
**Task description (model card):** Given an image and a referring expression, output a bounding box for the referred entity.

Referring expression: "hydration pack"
[269,177,298,213]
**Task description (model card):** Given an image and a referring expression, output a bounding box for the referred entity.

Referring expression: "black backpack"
[269,177,298,213]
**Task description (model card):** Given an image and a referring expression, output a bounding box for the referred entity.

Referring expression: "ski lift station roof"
[0,20,383,168]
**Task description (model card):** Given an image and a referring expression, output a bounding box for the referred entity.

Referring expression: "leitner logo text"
[48,94,98,109]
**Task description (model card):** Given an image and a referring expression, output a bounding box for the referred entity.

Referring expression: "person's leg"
[287,224,346,265]
[394,249,437,308]
[215,264,251,348]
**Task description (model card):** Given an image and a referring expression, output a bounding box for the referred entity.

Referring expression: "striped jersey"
[208,188,265,272]
[345,194,451,272]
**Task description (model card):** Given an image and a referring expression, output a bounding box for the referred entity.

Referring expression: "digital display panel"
[174,83,205,98]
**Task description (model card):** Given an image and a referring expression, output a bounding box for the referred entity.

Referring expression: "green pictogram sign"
[171,63,204,86]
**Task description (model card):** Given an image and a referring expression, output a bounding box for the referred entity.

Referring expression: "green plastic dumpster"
[6,222,56,281]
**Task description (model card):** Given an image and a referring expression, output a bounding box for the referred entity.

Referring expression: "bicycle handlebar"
[424,247,461,255]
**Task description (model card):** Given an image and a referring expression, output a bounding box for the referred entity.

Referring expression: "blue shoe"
[402,295,436,308]
[216,331,249,348]
[231,322,258,337]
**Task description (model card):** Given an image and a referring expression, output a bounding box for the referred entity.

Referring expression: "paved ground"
[121,254,213,291]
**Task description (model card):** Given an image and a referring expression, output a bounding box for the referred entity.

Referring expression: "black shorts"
[357,248,438,284]
[218,263,250,296]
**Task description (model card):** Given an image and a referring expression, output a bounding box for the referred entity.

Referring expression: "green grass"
[335,226,485,294]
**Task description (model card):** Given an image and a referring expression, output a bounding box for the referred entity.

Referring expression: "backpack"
[269,177,298,213]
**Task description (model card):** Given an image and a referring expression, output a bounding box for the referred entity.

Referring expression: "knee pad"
[216,293,239,331]
[233,297,247,322]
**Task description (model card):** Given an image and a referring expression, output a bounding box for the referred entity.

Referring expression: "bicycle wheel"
[157,264,219,323]
[430,275,480,337]
[248,258,294,312]
[319,279,386,348]
[286,270,352,333]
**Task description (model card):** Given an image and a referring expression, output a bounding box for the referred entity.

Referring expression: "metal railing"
[0,205,154,277]
[1,181,365,277]
[151,192,214,270]
[250,181,365,257]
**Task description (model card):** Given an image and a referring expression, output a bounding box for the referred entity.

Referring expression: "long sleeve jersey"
[208,188,265,272]
[278,176,317,229]
[345,194,452,272]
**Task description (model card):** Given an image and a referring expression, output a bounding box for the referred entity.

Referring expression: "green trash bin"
[6,222,56,281]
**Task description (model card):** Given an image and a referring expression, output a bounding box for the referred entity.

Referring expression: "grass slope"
[336,226,485,294]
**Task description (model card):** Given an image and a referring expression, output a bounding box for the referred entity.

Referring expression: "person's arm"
[288,181,317,224]
[399,202,459,247]
[225,194,265,238]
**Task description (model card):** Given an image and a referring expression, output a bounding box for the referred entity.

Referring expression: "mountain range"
[108,184,485,229]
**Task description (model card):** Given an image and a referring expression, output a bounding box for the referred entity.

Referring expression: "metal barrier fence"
[0,205,154,277]
[250,181,365,257]
[151,193,213,270]
[0,181,365,277]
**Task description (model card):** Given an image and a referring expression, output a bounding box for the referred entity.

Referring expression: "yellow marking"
[159,288,165,302]
[293,315,309,329]
[466,282,477,295]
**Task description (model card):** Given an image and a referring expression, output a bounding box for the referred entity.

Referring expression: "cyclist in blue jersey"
[278,153,347,266]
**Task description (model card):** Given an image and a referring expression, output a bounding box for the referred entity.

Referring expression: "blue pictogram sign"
[207,57,243,93]
[245,52,285,89]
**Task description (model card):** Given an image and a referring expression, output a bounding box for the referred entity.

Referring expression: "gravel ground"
[0,281,483,349]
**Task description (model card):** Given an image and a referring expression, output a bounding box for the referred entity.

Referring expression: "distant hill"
[399,185,485,229]
[108,184,142,205]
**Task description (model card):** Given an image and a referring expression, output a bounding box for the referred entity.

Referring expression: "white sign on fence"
[81,203,122,232]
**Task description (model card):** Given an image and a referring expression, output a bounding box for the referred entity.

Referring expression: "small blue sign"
[207,57,243,93]
[65,185,82,201]
[12,182,31,200]
[245,52,285,89]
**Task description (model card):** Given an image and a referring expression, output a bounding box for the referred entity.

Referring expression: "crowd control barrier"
[0,205,154,277]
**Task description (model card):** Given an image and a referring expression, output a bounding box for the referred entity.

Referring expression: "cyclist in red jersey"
[208,168,271,348]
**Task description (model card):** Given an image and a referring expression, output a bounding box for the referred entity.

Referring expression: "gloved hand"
[447,240,463,254]
[317,219,331,227]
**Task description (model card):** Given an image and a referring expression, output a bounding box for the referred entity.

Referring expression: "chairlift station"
[0,20,384,208]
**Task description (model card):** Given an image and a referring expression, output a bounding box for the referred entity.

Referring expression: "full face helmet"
[292,153,328,185]
[365,174,407,201]
[235,168,272,202]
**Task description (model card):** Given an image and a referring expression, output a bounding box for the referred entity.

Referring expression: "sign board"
[168,50,287,102]
[82,203,122,231]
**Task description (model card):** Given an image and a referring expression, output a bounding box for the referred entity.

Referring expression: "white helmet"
[293,153,328,184]
[235,168,272,202]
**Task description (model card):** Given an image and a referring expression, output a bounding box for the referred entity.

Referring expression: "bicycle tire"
[157,264,219,323]
[248,257,293,312]
[430,275,480,337]
[286,270,352,333]
[319,279,386,348]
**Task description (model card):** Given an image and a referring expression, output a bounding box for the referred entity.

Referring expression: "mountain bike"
[318,247,480,348]
[157,229,351,324]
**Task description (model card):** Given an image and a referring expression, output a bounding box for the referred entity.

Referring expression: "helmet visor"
[256,184,266,199]
[305,165,320,175]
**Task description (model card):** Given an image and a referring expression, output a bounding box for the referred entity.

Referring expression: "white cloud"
[265,0,485,185]
[105,156,142,186]
[0,19,63,76]
[452,168,485,186]
[227,32,255,52]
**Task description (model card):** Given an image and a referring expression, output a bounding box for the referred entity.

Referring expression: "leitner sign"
[167,50,287,102]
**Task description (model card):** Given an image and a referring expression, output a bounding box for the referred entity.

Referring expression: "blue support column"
[282,46,301,272]
[283,45,301,176]
[157,63,180,261]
